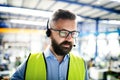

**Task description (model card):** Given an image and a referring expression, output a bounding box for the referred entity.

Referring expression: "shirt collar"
[44,46,69,61]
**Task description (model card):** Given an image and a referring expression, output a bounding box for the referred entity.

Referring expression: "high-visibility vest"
[25,52,85,80]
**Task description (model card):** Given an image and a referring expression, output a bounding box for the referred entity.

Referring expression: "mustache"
[60,41,72,45]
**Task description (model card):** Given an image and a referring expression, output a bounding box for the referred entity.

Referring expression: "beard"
[51,38,72,56]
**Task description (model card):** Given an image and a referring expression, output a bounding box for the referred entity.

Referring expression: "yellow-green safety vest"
[25,52,85,80]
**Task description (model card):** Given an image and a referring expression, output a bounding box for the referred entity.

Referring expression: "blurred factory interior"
[0,0,120,80]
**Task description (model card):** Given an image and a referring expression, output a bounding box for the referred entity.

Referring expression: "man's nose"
[65,33,72,40]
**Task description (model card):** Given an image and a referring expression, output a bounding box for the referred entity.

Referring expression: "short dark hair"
[51,9,76,21]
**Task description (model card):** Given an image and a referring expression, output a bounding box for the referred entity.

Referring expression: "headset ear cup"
[46,29,51,37]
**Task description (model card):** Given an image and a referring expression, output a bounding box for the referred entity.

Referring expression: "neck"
[50,46,65,63]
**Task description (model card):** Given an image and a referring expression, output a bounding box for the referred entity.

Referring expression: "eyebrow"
[60,29,76,32]
[60,29,77,32]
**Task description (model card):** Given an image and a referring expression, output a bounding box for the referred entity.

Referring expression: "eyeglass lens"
[50,28,79,38]
[59,30,79,38]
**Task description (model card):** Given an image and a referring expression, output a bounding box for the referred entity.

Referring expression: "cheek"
[51,34,62,44]
[51,33,63,43]
[55,38,64,45]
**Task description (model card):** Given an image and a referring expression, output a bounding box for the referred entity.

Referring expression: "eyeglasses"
[50,28,79,38]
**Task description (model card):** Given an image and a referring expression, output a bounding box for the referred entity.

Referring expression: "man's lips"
[62,44,70,48]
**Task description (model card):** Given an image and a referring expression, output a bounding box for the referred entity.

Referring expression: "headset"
[46,20,51,37]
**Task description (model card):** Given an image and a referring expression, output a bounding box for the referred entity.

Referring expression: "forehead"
[53,19,77,30]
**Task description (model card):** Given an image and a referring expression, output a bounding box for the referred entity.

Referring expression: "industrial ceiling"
[0,0,120,29]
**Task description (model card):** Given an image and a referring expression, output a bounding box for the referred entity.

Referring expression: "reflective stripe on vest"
[25,52,85,80]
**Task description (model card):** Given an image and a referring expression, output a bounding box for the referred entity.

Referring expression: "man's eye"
[60,31,68,36]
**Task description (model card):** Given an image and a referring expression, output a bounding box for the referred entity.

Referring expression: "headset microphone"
[73,38,76,47]
[73,45,76,47]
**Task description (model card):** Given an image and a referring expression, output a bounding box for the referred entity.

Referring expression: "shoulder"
[27,52,45,62]
[29,52,43,57]
[70,53,84,61]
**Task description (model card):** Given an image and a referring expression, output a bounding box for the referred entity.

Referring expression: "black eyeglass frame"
[50,28,80,38]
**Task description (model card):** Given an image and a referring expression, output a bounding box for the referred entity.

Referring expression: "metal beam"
[58,0,120,14]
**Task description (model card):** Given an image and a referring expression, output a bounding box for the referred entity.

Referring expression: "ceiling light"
[100,20,120,25]
[9,19,46,26]
[111,0,120,3]
[0,6,52,18]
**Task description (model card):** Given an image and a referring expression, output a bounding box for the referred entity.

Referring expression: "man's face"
[50,19,77,56]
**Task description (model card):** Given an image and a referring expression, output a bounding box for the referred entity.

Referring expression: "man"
[11,9,88,80]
